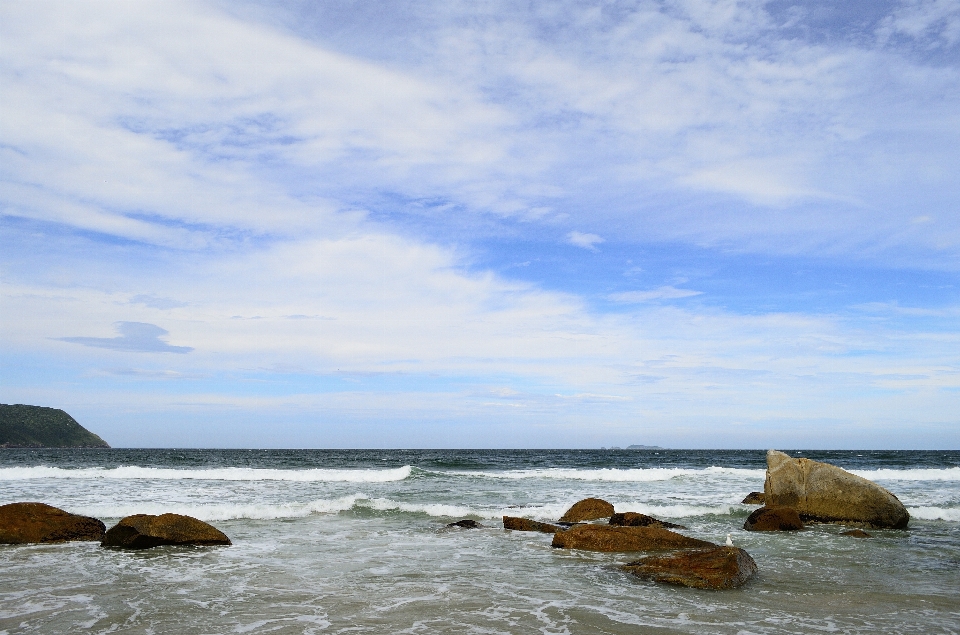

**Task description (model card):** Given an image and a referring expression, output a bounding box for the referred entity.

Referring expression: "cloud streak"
[58,322,193,354]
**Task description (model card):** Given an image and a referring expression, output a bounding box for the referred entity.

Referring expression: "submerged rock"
[741,492,765,505]
[0,502,105,544]
[102,514,231,549]
[764,450,909,529]
[743,506,804,531]
[609,512,686,529]
[551,524,714,552]
[840,529,872,538]
[559,498,615,522]
[622,546,758,589]
[503,516,561,533]
[447,519,484,529]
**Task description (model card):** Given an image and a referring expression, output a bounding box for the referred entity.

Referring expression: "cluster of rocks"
[738,450,910,538]
[496,497,758,590]
[0,502,230,549]
[490,450,910,590]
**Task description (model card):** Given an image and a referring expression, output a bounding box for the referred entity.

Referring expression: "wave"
[66,495,738,523]
[906,506,960,521]
[445,467,765,481]
[0,465,413,483]
[852,468,960,481]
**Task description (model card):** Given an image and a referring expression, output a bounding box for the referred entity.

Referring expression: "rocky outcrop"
[743,506,803,531]
[447,519,483,528]
[551,524,714,552]
[622,546,758,589]
[609,512,686,529]
[741,492,765,505]
[101,514,231,549]
[840,529,872,538]
[559,498,615,522]
[764,450,909,528]
[503,516,561,533]
[0,502,105,544]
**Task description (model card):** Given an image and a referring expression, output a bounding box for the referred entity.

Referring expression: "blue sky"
[1,0,958,448]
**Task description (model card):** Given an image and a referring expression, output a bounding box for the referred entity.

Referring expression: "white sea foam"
[448,466,764,481]
[906,506,960,521]
[0,465,413,482]
[851,468,960,481]
[82,494,369,522]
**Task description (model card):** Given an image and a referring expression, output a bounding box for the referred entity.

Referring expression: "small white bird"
[726,533,734,546]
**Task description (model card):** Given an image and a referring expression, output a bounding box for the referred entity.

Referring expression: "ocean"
[1,449,958,634]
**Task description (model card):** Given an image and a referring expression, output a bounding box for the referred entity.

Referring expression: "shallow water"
[1,449,959,634]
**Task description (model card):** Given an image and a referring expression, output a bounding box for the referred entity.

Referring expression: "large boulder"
[609,512,686,529]
[503,516,562,533]
[102,514,231,549]
[551,524,714,552]
[559,498,615,522]
[743,506,803,531]
[764,450,909,528]
[0,502,105,544]
[622,546,758,589]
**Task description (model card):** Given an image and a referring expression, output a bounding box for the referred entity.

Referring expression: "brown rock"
[609,512,686,529]
[0,502,105,544]
[741,492,765,505]
[551,524,715,552]
[764,450,909,529]
[743,506,803,531]
[102,514,231,549]
[840,529,872,538]
[622,546,758,589]
[503,516,561,533]
[559,498,615,522]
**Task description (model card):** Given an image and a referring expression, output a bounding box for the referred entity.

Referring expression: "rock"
[503,516,561,533]
[447,519,483,528]
[764,450,909,529]
[622,546,758,589]
[551,524,715,552]
[559,498,615,522]
[743,506,803,531]
[741,492,765,505]
[0,502,105,544]
[609,512,686,529]
[102,514,231,549]
[840,529,872,538]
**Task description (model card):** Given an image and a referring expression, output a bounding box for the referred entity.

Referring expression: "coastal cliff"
[0,404,110,448]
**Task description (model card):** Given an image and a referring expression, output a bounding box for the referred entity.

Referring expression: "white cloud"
[567,231,604,250]
[609,287,704,303]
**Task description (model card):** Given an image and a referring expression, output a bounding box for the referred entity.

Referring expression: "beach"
[2,449,958,634]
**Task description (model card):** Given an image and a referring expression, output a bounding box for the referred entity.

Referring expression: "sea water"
[1,449,958,634]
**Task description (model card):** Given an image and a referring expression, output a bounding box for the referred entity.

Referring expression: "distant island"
[0,404,110,448]
[601,445,664,450]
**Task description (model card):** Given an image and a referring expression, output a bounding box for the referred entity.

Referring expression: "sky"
[1,0,958,449]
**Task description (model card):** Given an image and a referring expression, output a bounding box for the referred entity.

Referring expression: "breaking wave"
[0,465,413,483]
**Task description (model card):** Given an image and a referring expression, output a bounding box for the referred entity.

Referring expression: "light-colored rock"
[0,502,105,544]
[551,524,714,552]
[622,546,758,589]
[559,498,615,522]
[764,450,909,529]
[102,513,231,549]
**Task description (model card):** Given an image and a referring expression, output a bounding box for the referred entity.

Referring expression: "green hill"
[0,404,110,448]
